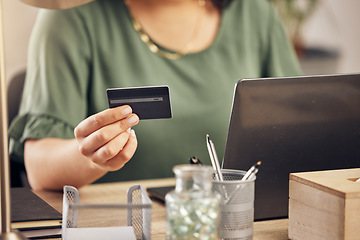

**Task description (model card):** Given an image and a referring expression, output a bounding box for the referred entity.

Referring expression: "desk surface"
[34,178,289,239]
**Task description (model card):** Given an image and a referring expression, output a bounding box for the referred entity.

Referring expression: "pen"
[189,156,203,165]
[206,134,223,181]
[242,161,262,181]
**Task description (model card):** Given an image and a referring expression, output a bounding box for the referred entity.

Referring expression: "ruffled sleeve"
[9,114,75,163]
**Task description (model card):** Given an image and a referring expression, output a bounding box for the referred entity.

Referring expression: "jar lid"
[173,164,213,178]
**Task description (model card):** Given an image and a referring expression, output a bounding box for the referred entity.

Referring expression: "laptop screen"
[222,74,360,220]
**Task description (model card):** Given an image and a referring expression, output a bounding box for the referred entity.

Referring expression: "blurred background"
[3,0,360,84]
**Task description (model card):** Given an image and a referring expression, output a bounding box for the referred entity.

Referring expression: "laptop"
[147,73,360,220]
[223,73,360,220]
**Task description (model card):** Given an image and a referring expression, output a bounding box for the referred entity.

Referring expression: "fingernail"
[127,128,131,133]
[130,129,136,137]
[122,107,132,115]
[127,115,138,125]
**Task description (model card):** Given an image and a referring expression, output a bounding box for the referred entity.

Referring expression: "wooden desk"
[34,178,289,240]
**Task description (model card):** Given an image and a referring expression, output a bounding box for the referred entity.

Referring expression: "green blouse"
[9,0,301,182]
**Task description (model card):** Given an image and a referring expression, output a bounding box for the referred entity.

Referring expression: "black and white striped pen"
[242,161,262,181]
[189,156,203,165]
[206,134,223,181]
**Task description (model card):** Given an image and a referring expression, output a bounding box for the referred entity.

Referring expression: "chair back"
[8,70,26,126]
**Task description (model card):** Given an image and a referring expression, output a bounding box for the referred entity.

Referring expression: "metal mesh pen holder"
[212,169,256,240]
[62,185,152,240]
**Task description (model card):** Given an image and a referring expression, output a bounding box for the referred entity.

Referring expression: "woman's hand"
[74,105,139,171]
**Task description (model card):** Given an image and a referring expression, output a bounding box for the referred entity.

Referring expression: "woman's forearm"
[24,107,139,191]
[24,138,107,190]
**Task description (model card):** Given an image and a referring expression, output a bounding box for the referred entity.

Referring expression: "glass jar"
[165,164,221,240]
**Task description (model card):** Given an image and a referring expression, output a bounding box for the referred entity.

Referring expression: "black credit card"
[107,85,172,120]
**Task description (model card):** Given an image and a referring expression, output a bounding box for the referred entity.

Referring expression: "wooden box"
[288,168,360,240]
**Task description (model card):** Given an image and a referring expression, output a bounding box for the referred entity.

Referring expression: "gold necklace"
[126,0,206,60]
